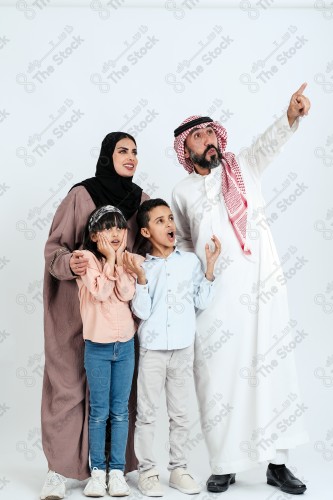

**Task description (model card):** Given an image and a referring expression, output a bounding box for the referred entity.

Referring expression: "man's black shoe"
[206,474,236,493]
[267,465,306,495]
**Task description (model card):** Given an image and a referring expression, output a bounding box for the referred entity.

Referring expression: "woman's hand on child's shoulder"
[70,250,90,276]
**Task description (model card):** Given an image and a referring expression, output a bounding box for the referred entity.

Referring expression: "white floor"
[2,454,332,500]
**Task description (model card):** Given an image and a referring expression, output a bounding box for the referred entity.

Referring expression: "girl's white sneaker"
[84,468,107,497]
[40,470,66,499]
[108,470,130,497]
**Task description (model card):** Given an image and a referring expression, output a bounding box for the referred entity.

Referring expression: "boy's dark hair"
[82,207,128,261]
[136,198,170,230]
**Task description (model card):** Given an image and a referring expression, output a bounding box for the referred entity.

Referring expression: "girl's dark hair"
[82,207,128,261]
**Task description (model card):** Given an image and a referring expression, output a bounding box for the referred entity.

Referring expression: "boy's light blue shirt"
[131,247,215,350]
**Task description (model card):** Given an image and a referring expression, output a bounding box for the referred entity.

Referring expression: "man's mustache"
[204,145,219,156]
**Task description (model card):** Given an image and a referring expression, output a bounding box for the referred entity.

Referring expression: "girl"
[77,205,138,498]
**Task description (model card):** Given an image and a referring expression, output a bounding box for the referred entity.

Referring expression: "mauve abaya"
[42,185,148,479]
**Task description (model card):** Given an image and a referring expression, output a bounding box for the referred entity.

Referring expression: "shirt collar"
[145,246,181,260]
[191,164,222,178]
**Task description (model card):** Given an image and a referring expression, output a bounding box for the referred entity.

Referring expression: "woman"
[40,132,148,500]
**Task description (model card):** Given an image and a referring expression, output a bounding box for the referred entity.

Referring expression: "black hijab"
[72,132,142,220]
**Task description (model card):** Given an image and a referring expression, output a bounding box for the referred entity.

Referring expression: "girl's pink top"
[77,250,136,343]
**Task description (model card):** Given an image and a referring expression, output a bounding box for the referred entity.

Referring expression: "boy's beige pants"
[134,345,194,472]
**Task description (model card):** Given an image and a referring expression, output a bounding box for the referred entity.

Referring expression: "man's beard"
[189,145,222,170]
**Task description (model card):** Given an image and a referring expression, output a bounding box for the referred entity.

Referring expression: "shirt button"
[167,273,170,276]
[168,306,171,309]
[167,324,170,327]
[168,289,171,292]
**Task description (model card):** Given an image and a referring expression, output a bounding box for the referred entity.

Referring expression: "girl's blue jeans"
[84,337,134,471]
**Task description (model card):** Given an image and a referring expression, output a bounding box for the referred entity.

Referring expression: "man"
[171,84,310,495]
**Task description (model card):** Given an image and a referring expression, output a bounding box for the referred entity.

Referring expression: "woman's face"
[112,138,138,177]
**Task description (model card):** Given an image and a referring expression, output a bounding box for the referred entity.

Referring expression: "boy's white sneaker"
[169,468,201,494]
[138,468,164,497]
[83,468,107,497]
[40,470,66,499]
[108,469,130,496]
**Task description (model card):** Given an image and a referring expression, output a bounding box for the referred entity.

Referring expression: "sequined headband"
[88,205,123,231]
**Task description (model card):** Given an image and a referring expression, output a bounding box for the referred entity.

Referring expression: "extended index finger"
[293,82,307,97]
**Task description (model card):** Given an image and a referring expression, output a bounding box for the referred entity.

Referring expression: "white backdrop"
[1,1,333,499]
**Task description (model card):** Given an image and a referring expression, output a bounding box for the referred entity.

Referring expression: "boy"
[123,199,221,497]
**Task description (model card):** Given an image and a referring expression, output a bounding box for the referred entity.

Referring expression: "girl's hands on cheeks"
[116,229,128,266]
[97,233,115,261]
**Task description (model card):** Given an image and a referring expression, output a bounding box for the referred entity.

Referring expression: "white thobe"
[171,113,309,474]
